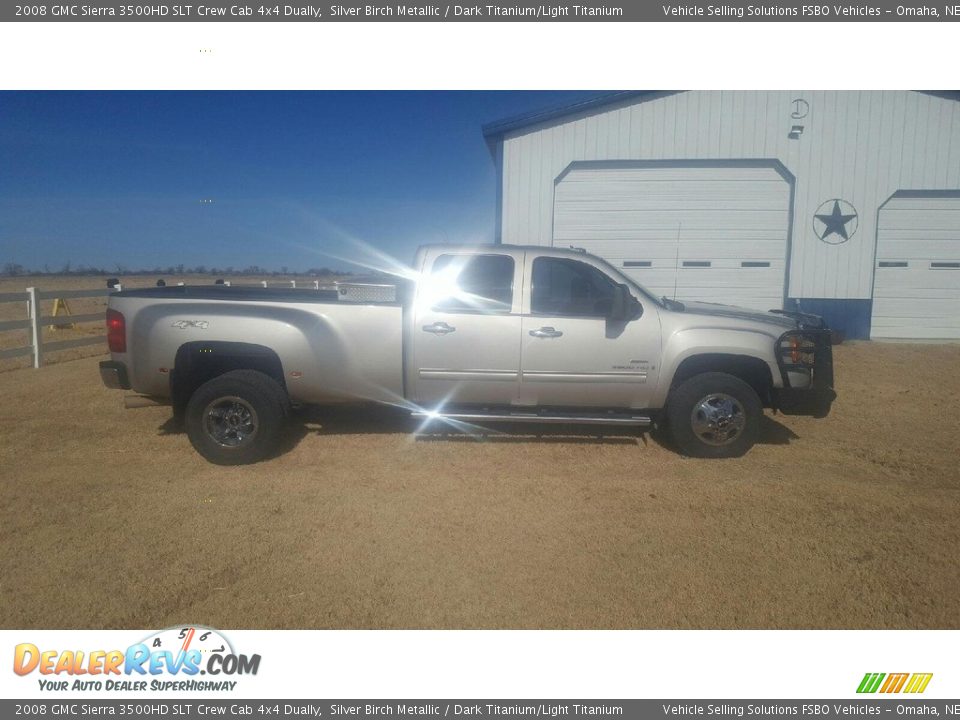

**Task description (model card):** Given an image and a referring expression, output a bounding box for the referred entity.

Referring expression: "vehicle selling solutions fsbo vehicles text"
[662,3,886,16]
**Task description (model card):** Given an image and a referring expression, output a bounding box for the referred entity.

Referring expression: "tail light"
[106,309,126,353]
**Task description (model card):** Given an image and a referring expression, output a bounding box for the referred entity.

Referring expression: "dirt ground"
[0,342,958,630]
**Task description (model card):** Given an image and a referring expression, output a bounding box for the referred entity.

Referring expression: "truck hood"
[673,300,798,330]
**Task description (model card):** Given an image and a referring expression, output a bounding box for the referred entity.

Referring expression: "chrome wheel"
[690,392,746,446]
[203,396,259,448]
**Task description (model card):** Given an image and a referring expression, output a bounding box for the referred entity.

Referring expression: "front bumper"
[99,360,131,390]
[773,320,835,418]
[774,385,836,418]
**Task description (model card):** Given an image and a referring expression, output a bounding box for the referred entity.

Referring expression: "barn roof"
[481,90,960,147]
[481,91,656,143]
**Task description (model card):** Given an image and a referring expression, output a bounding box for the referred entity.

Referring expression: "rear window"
[429,254,515,313]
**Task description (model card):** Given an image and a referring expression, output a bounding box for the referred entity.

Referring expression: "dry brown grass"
[0,342,958,629]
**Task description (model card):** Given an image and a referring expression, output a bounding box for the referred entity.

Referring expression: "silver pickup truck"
[100,244,835,464]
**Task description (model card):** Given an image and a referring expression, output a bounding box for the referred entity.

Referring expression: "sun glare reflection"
[289,219,502,316]
[286,214,421,281]
[281,216,505,439]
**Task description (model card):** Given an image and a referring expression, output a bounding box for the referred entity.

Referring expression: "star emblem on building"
[814,199,858,244]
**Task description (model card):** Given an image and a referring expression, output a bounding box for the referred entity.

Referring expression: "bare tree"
[3,262,25,276]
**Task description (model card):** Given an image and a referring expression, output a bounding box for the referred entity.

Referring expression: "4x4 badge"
[171,320,209,330]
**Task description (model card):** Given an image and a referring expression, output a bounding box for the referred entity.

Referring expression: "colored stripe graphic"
[880,673,909,693]
[904,674,933,694]
[857,673,885,693]
[857,672,932,693]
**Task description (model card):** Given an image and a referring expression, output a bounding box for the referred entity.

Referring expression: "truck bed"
[113,283,399,305]
[109,286,406,405]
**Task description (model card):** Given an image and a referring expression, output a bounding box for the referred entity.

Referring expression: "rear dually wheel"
[185,370,288,465]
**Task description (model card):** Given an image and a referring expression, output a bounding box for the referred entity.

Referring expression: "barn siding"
[498,91,960,301]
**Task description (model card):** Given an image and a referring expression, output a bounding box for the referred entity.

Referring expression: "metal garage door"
[871,192,960,339]
[553,163,792,311]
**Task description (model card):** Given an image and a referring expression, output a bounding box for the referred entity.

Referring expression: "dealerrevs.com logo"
[857,673,933,694]
[13,626,261,692]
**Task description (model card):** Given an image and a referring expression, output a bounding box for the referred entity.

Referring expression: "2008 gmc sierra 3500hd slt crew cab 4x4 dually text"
[99,244,835,465]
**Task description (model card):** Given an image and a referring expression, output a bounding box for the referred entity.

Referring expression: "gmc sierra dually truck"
[99,244,835,465]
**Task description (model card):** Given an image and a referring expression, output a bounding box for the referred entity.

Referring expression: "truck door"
[412,250,522,407]
[518,255,661,409]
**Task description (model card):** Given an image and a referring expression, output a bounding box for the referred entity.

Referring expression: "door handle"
[422,321,456,335]
[529,326,563,338]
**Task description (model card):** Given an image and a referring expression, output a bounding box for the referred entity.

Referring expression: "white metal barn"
[482,91,960,340]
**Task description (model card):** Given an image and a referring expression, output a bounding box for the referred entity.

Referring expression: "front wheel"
[185,370,287,465]
[666,372,762,458]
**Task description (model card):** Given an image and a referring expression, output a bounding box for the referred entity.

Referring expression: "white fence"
[0,286,113,368]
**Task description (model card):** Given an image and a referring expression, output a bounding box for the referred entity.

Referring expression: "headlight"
[779,333,816,366]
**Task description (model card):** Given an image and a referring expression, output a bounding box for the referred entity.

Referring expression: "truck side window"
[430,254,514,313]
[531,257,617,317]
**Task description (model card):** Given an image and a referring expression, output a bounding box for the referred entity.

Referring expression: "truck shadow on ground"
[159,406,799,453]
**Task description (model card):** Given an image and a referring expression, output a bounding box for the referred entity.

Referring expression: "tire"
[666,372,762,459]
[185,370,288,465]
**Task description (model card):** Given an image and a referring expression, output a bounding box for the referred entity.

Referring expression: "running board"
[410,410,651,427]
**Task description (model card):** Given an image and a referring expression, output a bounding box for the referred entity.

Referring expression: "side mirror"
[609,284,642,322]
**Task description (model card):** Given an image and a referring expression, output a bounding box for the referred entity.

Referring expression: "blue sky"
[0,91,603,273]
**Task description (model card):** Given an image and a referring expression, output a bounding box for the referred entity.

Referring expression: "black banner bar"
[3,0,959,21]
[2,699,959,718]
